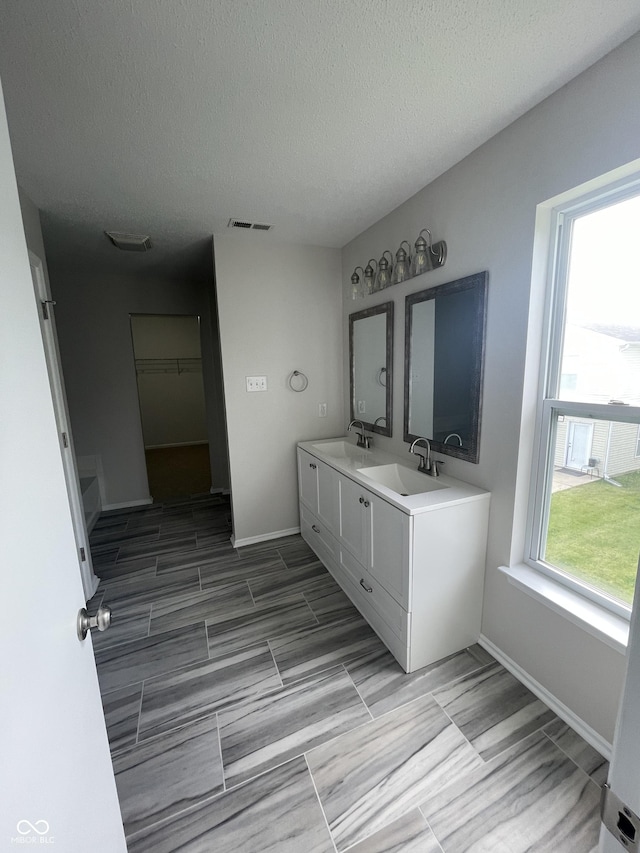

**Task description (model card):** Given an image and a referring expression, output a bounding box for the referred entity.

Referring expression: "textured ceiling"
[0,1,639,279]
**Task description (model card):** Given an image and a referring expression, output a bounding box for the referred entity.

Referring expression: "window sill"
[499,564,629,654]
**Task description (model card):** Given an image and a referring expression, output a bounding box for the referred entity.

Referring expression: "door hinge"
[80,547,86,562]
[62,432,69,448]
[41,299,56,320]
[602,783,639,850]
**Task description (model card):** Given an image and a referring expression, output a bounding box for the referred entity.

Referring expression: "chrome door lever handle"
[77,604,112,641]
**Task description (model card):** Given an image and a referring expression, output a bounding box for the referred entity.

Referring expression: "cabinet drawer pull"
[312,524,320,533]
[363,500,370,507]
[359,496,364,504]
[359,578,373,593]
[309,463,317,470]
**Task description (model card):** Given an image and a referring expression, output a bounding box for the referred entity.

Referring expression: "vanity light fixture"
[351,228,447,298]
[351,266,365,300]
[411,229,447,277]
[391,241,412,285]
[374,250,393,291]
[363,259,377,295]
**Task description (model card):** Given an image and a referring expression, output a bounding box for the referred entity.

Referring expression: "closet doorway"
[131,314,211,501]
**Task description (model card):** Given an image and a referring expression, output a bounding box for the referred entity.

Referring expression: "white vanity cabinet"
[297,449,339,565]
[337,474,409,607]
[298,449,336,529]
[297,440,490,673]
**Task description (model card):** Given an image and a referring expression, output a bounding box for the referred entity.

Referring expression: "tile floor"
[89,493,607,852]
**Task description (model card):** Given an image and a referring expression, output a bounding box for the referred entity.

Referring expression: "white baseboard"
[232,526,301,549]
[101,497,154,511]
[144,441,209,449]
[479,634,612,760]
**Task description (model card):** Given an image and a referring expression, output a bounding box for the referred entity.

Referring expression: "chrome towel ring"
[288,370,309,392]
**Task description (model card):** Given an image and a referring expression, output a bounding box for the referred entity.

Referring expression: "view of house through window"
[535,190,640,610]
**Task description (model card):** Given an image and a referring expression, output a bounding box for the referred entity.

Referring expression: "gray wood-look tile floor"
[89,494,607,851]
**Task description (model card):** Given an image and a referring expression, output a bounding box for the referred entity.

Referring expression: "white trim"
[478,633,613,761]
[29,251,100,601]
[101,497,154,511]
[525,173,640,620]
[499,564,628,654]
[232,526,301,548]
[144,440,209,449]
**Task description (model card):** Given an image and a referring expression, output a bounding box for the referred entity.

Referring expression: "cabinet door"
[338,475,366,561]
[368,495,410,607]
[317,460,338,532]
[298,450,319,513]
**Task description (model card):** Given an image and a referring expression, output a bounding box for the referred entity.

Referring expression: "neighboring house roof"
[582,323,640,343]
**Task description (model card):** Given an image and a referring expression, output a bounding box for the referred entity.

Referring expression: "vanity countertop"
[298,437,489,516]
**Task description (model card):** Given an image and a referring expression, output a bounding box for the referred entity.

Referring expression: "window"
[529,187,640,616]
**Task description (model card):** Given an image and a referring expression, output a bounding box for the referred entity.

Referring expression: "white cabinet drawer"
[339,546,407,644]
[333,561,409,670]
[300,504,337,564]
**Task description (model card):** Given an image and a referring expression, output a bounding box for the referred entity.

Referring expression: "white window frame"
[526,180,640,621]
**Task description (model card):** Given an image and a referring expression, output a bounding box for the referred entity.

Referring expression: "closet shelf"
[135,358,202,375]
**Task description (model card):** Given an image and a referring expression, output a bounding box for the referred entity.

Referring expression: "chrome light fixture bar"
[350,228,447,298]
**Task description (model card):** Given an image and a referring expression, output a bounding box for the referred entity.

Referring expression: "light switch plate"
[246,375,268,392]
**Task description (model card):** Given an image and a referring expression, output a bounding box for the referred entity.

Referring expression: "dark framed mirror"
[349,301,394,437]
[404,271,487,462]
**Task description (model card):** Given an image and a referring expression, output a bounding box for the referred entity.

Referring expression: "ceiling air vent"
[228,218,273,232]
[105,231,152,252]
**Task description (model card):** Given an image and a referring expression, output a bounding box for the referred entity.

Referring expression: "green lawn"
[546,470,640,606]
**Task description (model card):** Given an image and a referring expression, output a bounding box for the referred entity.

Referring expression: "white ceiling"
[1,1,639,279]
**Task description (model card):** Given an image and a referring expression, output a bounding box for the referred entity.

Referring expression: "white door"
[0,79,126,850]
[565,420,593,470]
[600,565,640,851]
[30,250,99,601]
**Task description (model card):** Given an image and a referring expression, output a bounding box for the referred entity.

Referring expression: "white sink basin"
[357,463,448,496]
[312,440,371,460]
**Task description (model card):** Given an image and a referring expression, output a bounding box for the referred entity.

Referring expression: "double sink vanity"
[297,437,490,673]
[298,270,491,672]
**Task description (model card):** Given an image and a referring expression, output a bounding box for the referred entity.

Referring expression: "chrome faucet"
[348,419,372,449]
[444,433,463,447]
[409,437,432,474]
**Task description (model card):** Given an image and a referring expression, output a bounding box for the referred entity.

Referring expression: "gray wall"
[52,271,229,507]
[214,234,343,544]
[341,32,640,743]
